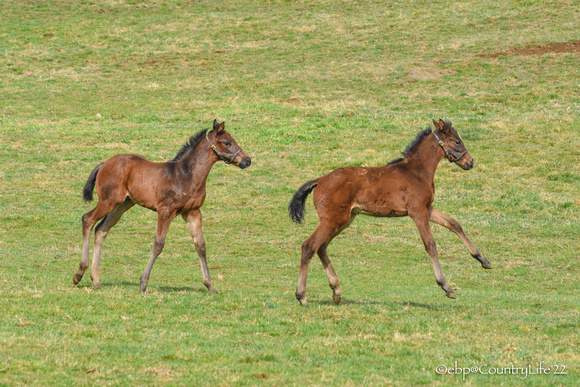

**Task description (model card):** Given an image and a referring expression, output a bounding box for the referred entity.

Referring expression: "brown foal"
[289,119,491,306]
[74,120,251,293]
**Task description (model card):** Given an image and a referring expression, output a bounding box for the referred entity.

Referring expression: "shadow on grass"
[157,285,204,293]
[100,280,139,288]
[310,298,383,306]
[71,280,139,290]
[309,298,445,310]
[396,301,444,310]
[323,299,382,306]
[75,280,207,293]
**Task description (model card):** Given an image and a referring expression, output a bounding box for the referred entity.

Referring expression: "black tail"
[288,179,319,224]
[82,163,103,202]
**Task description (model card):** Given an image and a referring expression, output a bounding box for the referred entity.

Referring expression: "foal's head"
[207,120,252,169]
[433,119,474,170]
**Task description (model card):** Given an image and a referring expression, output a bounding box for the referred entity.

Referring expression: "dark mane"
[172,129,208,161]
[387,127,433,165]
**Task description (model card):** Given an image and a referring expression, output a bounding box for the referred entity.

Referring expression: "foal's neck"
[178,139,219,179]
[405,135,445,180]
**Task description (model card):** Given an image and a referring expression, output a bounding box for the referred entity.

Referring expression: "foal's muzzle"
[458,157,474,170]
[239,157,251,169]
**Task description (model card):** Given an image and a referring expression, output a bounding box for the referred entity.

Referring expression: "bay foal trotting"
[289,119,491,306]
[74,120,251,293]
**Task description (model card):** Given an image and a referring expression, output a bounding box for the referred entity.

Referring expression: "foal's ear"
[217,121,225,133]
[435,119,449,133]
[212,119,220,131]
[442,119,451,133]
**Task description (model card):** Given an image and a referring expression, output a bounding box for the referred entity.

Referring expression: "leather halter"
[206,133,243,164]
[432,131,468,163]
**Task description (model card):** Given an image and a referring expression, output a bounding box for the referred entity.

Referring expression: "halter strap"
[206,133,243,164]
[432,131,468,163]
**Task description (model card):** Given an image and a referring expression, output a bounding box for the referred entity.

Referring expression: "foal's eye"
[455,140,461,145]
[224,141,232,147]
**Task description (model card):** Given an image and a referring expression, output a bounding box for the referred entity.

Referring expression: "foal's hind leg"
[429,208,491,269]
[296,224,334,306]
[75,201,119,285]
[90,199,135,289]
[409,209,455,299]
[317,245,342,305]
[316,215,355,305]
[140,210,175,292]
[296,216,352,306]
[183,209,218,294]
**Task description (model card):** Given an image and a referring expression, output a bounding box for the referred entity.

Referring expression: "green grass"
[0,0,578,385]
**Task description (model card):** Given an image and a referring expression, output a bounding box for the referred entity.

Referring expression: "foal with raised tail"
[74,120,251,293]
[289,119,491,306]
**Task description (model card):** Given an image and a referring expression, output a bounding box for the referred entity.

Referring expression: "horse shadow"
[157,285,203,293]
[310,298,444,310]
[77,280,203,293]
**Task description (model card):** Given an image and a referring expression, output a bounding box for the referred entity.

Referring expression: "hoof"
[298,298,309,307]
[482,262,492,269]
[446,292,456,299]
[73,274,83,285]
[204,282,219,294]
[93,283,102,290]
[332,295,342,305]
[140,274,149,293]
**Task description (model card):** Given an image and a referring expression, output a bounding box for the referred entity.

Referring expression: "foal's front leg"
[409,210,455,299]
[184,210,218,294]
[429,208,492,269]
[140,211,175,292]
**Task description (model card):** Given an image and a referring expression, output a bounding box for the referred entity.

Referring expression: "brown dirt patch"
[144,368,174,377]
[477,40,580,58]
[281,97,299,103]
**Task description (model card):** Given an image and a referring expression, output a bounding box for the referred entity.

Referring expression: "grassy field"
[1,0,578,385]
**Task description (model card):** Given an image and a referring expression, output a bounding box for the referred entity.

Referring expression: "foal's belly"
[351,199,408,217]
[352,206,408,218]
[351,182,409,217]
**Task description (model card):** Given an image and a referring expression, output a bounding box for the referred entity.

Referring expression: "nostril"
[239,158,251,169]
